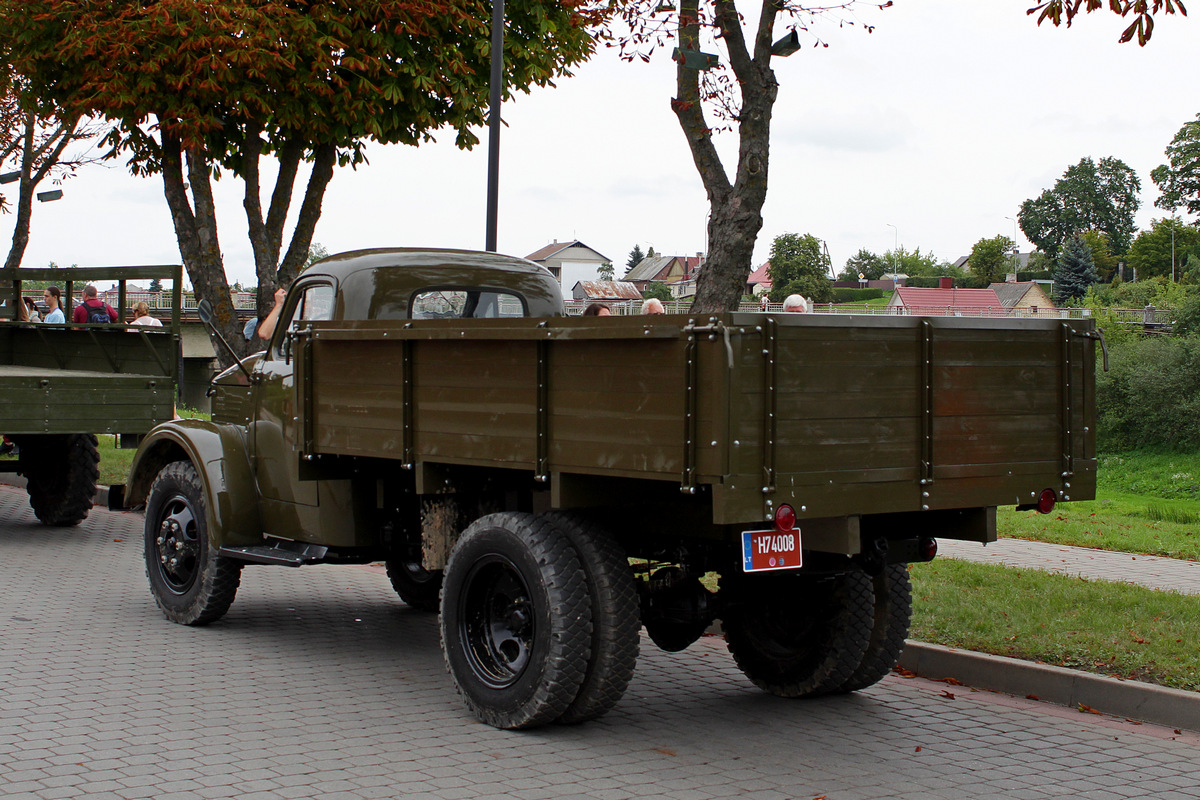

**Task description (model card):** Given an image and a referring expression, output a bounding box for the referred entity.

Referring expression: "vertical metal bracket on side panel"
[920,320,934,491]
[300,330,315,455]
[681,327,699,494]
[1060,322,1074,479]
[761,317,777,497]
[535,339,550,483]
[401,339,414,469]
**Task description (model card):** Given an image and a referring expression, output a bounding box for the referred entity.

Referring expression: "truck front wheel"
[440,512,592,729]
[143,461,242,626]
[21,433,99,527]
[385,558,443,612]
[723,569,873,698]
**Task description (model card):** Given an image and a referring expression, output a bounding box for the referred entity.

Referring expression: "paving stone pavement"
[937,537,1200,596]
[2,484,1199,800]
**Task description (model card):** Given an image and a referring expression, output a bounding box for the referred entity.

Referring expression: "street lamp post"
[886,224,898,284]
[484,0,505,252]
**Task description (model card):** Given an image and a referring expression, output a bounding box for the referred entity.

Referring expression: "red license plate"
[741,528,803,572]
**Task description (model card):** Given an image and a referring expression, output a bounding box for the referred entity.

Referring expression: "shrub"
[831,288,884,303]
[1097,337,1200,451]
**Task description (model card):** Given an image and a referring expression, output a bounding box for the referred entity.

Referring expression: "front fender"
[127,419,263,547]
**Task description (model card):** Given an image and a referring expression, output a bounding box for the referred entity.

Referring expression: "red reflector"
[920,537,938,560]
[775,504,796,531]
[1037,489,1057,514]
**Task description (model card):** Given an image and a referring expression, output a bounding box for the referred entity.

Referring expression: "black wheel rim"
[458,556,534,689]
[153,495,201,594]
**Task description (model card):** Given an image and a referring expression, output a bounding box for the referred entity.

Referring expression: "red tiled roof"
[894,287,1005,314]
[747,262,772,286]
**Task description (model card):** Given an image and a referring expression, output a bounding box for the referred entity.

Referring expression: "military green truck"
[1,266,182,525]
[125,248,1100,729]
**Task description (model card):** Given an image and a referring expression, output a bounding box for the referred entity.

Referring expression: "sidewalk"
[936,536,1200,596]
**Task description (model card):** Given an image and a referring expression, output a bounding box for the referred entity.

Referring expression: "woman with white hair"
[782,294,809,313]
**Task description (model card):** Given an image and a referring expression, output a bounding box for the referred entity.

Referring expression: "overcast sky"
[5,0,1196,288]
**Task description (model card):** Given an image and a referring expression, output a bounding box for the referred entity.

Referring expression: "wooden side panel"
[3,374,174,434]
[548,339,686,478]
[310,338,538,465]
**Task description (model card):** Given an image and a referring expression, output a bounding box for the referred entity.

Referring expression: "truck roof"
[302,248,565,320]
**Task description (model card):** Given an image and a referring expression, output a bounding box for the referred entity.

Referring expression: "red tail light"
[1037,489,1057,514]
[775,504,796,531]
[920,537,938,560]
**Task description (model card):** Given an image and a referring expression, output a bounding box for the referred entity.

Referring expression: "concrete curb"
[899,641,1200,733]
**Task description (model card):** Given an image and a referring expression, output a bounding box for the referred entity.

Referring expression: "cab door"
[253,280,335,530]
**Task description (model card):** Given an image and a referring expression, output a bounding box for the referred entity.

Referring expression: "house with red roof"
[746,262,772,296]
[525,240,611,286]
[887,286,1007,317]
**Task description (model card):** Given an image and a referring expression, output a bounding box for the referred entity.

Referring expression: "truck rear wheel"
[385,558,443,612]
[541,512,640,724]
[21,433,99,527]
[723,569,873,698]
[837,564,913,693]
[440,512,592,730]
[144,461,242,626]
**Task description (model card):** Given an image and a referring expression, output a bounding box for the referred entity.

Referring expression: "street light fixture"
[771,30,801,57]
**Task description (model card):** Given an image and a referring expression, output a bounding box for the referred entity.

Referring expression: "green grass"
[910,559,1200,692]
[996,448,1200,560]
[999,496,1200,561]
[1098,450,1200,501]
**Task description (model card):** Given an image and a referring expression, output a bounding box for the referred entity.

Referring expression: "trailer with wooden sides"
[0,266,182,525]
[125,248,1099,729]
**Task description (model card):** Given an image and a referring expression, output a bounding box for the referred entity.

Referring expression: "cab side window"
[278,283,335,357]
[409,289,526,319]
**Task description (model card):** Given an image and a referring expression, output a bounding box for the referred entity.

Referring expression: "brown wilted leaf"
[1078,704,1102,715]
[939,691,956,700]
[1026,694,1040,701]
[914,746,922,752]
[654,748,677,756]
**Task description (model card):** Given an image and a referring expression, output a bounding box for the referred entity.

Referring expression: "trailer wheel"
[723,569,873,698]
[21,433,99,527]
[441,512,592,730]
[837,564,913,693]
[385,558,443,612]
[541,513,640,724]
[144,461,242,626]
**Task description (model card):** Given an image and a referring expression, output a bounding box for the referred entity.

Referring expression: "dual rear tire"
[722,564,913,698]
[439,512,639,729]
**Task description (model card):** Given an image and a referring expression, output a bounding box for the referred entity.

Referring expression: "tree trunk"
[4,113,78,272]
[160,125,248,366]
[679,0,779,315]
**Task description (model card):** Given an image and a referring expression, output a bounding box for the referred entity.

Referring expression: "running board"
[218,542,329,567]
